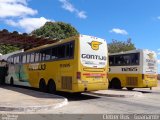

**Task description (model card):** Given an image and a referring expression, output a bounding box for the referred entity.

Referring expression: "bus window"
[123,54,130,65]
[30,53,35,63]
[39,50,46,61]
[16,56,20,64]
[66,42,74,58]
[58,45,65,59]
[39,53,42,62]
[10,57,13,64]
[44,49,51,61]
[14,57,17,64]
[27,54,30,63]
[51,47,58,60]
[35,53,39,62]
[42,53,46,61]
[22,55,26,63]
[66,44,70,58]
[115,55,124,65]
[109,56,114,66]
[131,53,139,65]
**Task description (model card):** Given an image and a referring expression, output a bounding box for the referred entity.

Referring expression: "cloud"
[59,0,87,19]
[0,0,27,5]
[0,0,37,18]
[110,28,128,35]
[6,17,52,33]
[158,60,160,64]
[77,11,87,19]
[0,0,52,33]
[59,0,74,12]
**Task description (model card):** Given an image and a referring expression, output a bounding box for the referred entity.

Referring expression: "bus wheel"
[39,79,47,92]
[10,77,14,86]
[111,78,122,89]
[47,80,56,94]
[126,87,134,91]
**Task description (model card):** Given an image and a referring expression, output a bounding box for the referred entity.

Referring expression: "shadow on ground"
[0,84,100,101]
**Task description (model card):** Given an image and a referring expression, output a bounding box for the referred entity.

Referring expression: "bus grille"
[61,76,72,90]
[126,77,138,86]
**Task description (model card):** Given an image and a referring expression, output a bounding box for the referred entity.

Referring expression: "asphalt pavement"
[0,86,68,113]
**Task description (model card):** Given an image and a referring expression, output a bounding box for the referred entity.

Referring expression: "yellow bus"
[108,49,158,90]
[5,35,108,93]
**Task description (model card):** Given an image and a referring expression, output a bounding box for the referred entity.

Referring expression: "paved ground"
[0,86,68,113]
[0,82,160,115]
[41,82,160,114]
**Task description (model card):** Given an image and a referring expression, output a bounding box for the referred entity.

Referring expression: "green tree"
[31,21,79,40]
[108,38,136,53]
[0,45,19,54]
[0,30,19,54]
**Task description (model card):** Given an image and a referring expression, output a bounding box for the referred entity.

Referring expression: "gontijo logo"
[147,53,154,59]
[88,41,102,50]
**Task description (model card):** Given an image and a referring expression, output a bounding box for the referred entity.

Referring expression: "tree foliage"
[108,38,136,53]
[31,22,79,40]
[0,45,19,54]
[0,22,79,54]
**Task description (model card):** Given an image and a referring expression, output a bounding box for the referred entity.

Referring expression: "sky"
[0,0,160,70]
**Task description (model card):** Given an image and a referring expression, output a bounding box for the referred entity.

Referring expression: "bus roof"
[26,34,106,53]
[109,49,155,56]
[7,34,107,57]
[26,35,79,52]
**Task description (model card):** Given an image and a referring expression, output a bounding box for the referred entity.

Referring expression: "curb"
[0,97,68,112]
[89,91,143,98]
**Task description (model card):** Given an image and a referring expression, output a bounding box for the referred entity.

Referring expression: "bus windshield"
[80,35,107,68]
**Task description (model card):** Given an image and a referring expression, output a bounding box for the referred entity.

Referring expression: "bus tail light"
[106,73,108,78]
[77,72,81,79]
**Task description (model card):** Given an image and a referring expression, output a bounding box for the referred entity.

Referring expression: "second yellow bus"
[108,49,158,90]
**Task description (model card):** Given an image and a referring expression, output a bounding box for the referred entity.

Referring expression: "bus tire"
[10,77,14,86]
[111,78,122,89]
[47,80,56,94]
[127,87,134,91]
[39,79,47,92]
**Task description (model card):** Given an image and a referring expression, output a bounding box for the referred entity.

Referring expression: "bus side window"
[42,53,46,61]
[39,53,42,62]
[30,53,35,63]
[52,47,58,60]
[109,56,114,66]
[40,50,46,61]
[22,55,26,63]
[11,57,13,64]
[66,42,74,58]
[35,53,39,62]
[45,49,51,61]
[66,43,70,58]
[69,42,74,58]
[123,55,130,65]
[16,56,19,64]
[115,55,123,65]
[131,53,139,65]
[27,54,30,63]
[14,57,17,64]
[58,45,65,59]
